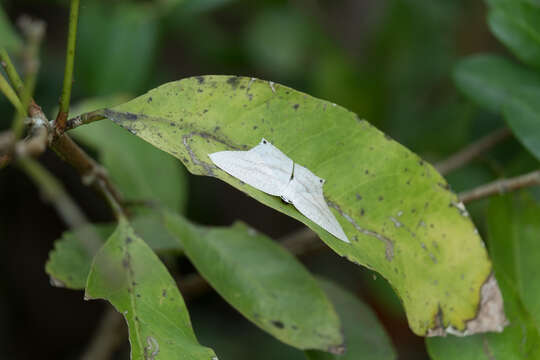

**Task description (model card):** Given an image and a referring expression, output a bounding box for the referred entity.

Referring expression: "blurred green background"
[1,0,537,359]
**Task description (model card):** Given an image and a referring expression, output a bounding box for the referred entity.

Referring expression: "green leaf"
[487,0,540,69]
[454,54,540,113]
[426,192,540,359]
[45,224,114,289]
[70,97,187,213]
[90,75,501,336]
[46,211,182,290]
[164,211,344,353]
[487,193,540,330]
[305,278,396,360]
[0,6,21,52]
[503,88,540,161]
[85,219,217,360]
[131,208,183,253]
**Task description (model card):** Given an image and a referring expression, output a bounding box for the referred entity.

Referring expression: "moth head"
[261,138,269,145]
[318,178,326,185]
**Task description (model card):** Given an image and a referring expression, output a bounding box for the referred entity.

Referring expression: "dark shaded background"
[0,0,532,359]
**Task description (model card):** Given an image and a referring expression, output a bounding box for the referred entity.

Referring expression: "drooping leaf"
[305,278,396,360]
[503,88,540,161]
[487,193,540,330]
[45,224,114,289]
[131,208,183,253]
[453,55,540,113]
[426,192,540,358]
[69,97,187,213]
[46,211,182,290]
[88,75,502,336]
[85,218,217,360]
[164,211,344,353]
[487,0,540,69]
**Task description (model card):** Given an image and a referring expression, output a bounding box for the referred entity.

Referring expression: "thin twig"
[64,110,106,132]
[435,128,512,175]
[50,134,125,208]
[12,16,45,140]
[459,170,540,204]
[17,157,102,254]
[0,48,24,93]
[80,307,126,360]
[55,0,80,133]
[0,72,24,112]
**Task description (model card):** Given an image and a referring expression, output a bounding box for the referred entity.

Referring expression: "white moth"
[209,138,350,243]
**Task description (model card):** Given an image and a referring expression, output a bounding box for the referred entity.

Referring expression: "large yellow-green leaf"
[89,75,503,336]
[305,278,396,360]
[85,219,217,360]
[426,192,540,358]
[164,212,344,353]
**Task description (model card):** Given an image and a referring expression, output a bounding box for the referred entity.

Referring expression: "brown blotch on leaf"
[272,320,284,329]
[293,104,299,110]
[227,76,240,89]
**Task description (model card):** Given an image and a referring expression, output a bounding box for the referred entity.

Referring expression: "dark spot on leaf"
[203,109,208,113]
[365,170,369,175]
[356,194,362,200]
[272,321,284,329]
[292,325,298,330]
[132,281,137,286]
[384,134,392,140]
[126,237,133,244]
[360,208,365,216]
[147,97,152,103]
[404,168,408,172]
[293,104,299,110]
[136,294,141,298]
[196,76,204,84]
[124,112,137,120]
[253,126,258,130]
[227,76,240,88]
[419,160,424,166]
[378,196,383,201]
[411,209,416,213]
[353,236,358,242]
[170,122,175,127]
[162,289,167,297]
[197,88,203,93]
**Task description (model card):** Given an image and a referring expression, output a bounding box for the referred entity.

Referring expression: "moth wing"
[209,138,293,196]
[283,164,350,243]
